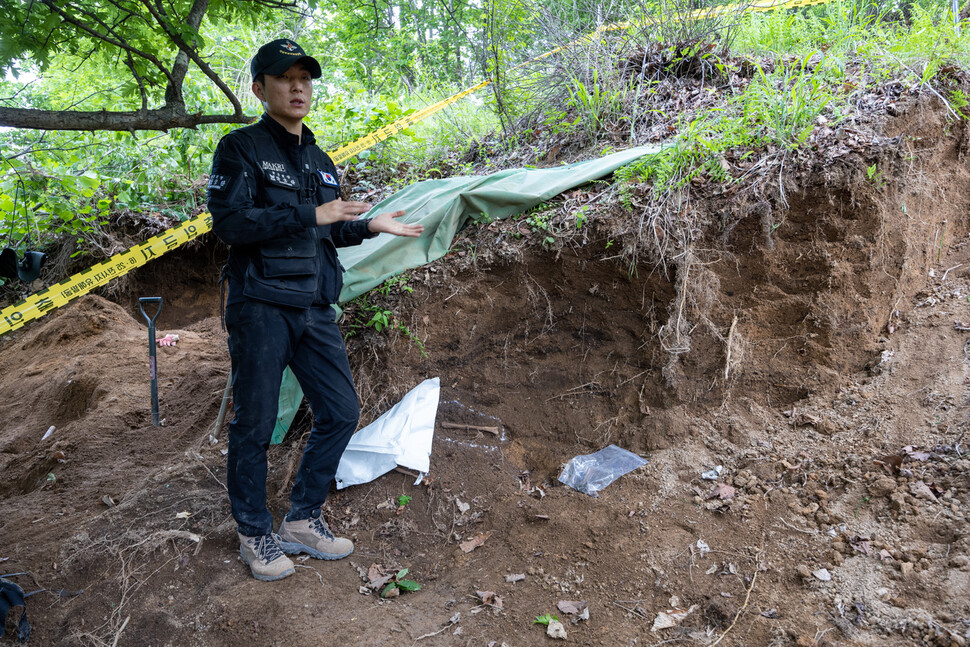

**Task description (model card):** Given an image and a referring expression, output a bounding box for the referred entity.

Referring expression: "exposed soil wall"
[2,98,970,646]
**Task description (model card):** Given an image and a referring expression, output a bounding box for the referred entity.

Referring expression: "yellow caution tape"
[0,0,835,338]
[0,214,212,335]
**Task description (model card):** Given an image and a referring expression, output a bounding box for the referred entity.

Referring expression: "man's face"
[253,63,313,131]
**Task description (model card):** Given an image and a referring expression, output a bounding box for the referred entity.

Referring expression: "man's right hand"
[315,199,371,225]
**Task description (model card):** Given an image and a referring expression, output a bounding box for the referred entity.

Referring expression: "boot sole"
[239,547,295,581]
[279,540,353,560]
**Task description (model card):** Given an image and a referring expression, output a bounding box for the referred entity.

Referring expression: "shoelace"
[309,517,335,540]
[252,533,285,563]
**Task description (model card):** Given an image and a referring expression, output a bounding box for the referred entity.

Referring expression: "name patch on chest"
[266,170,298,188]
[261,161,286,172]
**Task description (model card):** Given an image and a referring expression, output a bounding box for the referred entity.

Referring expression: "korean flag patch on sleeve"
[316,170,339,187]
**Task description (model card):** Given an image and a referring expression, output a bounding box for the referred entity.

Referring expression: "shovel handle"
[139,297,163,427]
[139,297,163,325]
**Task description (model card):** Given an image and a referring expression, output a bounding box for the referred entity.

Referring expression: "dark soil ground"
[2,97,970,647]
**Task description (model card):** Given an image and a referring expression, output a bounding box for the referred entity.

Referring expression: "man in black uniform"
[207,39,424,581]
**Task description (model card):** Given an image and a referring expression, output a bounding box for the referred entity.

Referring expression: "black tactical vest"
[229,122,344,309]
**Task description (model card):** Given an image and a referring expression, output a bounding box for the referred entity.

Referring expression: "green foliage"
[397,494,412,507]
[306,0,484,92]
[344,273,427,356]
[534,613,559,625]
[950,88,970,114]
[525,209,552,232]
[565,69,630,141]
[5,0,970,266]
[367,308,393,332]
[0,158,106,255]
[314,94,420,157]
[737,0,970,83]
[866,164,885,187]
[0,0,293,129]
[738,9,820,54]
[742,55,834,149]
[381,568,422,597]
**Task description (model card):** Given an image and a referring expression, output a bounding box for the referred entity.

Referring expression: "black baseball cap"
[251,39,322,80]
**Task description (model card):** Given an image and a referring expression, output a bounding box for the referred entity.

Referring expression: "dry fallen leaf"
[708,483,736,500]
[793,412,820,427]
[460,531,493,553]
[367,563,393,589]
[850,536,872,556]
[902,445,931,461]
[476,590,503,608]
[557,600,587,615]
[651,605,697,632]
[873,454,903,475]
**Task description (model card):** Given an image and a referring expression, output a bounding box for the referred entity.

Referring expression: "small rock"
[813,568,832,582]
[547,620,568,640]
[869,477,897,497]
[910,481,938,503]
[875,587,891,601]
[830,551,844,566]
[796,565,812,579]
[898,562,914,577]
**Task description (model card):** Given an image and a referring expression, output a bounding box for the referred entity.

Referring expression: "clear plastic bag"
[558,444,648,497]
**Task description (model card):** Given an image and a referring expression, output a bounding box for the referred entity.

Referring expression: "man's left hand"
[367,210,424,238]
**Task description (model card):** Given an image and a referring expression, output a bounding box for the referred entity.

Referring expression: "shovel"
[139,297,163,427]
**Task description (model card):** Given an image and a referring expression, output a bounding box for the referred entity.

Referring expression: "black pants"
[225,301,359,537]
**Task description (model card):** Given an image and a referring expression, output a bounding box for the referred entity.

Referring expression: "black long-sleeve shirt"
[207,114,375,308]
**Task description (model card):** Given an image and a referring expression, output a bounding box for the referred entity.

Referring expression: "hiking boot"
[278,515,354,560]
[238,532,295,581]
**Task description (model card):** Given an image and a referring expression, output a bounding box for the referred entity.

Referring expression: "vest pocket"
[259,238,316,278]
[242,238,319,308]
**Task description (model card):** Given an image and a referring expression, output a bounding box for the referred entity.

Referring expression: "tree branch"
[0,106,255,131]
[138,0,244,116]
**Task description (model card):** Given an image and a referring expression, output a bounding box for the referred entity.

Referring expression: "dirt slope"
[2,98,970,647]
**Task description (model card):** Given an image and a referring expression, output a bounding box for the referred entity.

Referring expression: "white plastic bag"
[335,377,440,489]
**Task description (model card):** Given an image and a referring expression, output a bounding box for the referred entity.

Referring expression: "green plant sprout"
[397,494,412,507]
[534,613,559,625]
[381,568,421,597]
[866,164,885,187]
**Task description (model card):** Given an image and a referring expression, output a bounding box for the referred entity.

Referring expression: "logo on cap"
[282,41,298,51]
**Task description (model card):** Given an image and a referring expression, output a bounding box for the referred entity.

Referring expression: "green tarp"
[270,144,664,443]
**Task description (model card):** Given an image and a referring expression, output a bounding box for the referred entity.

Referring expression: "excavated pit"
[1,98,970,646]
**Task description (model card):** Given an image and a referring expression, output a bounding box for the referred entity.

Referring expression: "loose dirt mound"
[2,99,970,647]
